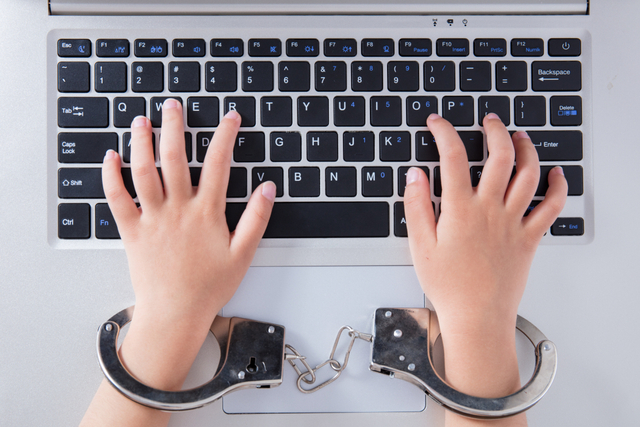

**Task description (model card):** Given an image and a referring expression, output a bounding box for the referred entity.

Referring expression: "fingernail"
[163,98,180,109]
[131,116,147,128]
[224,109,241,121]
[406,167,420,185]
[513,131,529,139]
[485,113,500,120]
[261,181,276,202]
[427,113,441,121]
[104,149,116,160]
[553,166,565,176]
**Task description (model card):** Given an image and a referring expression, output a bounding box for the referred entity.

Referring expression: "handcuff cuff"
[97,306,557,419]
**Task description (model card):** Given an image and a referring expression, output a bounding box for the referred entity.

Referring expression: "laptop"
[3,0,639,425]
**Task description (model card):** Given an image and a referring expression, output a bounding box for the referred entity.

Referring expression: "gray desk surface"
[1,0,639,425]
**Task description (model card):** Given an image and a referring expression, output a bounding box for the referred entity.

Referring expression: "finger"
[101,149,140,233]
[505,131,540,216]
[159,99,192,201]
[427,114,473,201]
[230,181,276,266]
[130,116,164,210]
[477,113,515,200]
[404,167,437,251]
[523,167,568,235]
[197,110,242,209]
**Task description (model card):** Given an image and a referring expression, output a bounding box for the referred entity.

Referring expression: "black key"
[399,38,432,56]
[123,132,156,163]
[470,165,483,187]
[406,96,438,126]
[343,132,374,161]
[169,62,200,92]
[434,166,442,197]
[379,131,411,161]
[58,132,118,163]
[496,61,527,92]
[235,132,265,162]
[242,61,273,92]
[394,202,407,237]
[95,203,120,239]
[424,61,455,91]
[188,167,247,198]
[184,132,193,162]
[398,166,429,196]
[261,97,292,127]
[210,39,243,57]
[307,132,338,162]
[415,131,439,161]
[442,96,474,126]
[548,38,581,57]
[58,203,90,239]
[113,97,145,128]
[95,62,127,92]
[270,132,301,162]
[352,61,383,91]
[58,62,90,93]
[196,132,213,163]
[279,62,310,92]
[150,97,183,127]
[58,97,109,128]
[473,38,506,56]
[460,61,491,92]
[205,61,237,92]
[478,96,510,126]
[325,167,357,197]
[315,61,347,91]
[58,168,104,198]
[388,61,419,92]
[537,165,583,196]
[298,96,329,126]
[550,96,582,126]
[362,39,395,56]
[134,39,168,57]
[532,61,582,91]
[528,131,583,161]
[224,97,255,127]
[132,61,164,92]
[173,39,206,57]
[248,39,281,57]
[515,96,546,126]
[436,39,469,56]
[289,167,320,197]
[251,167,283,197]
[459,131,484,161]
[187,97,219,127]
[58,39,91,57]
[370,96,402,126]
[334,96,365,126]
[324,39,357,57]
[551,217,584,236]
[362,167,393,197]
[96,39,129,57]
[511,38,544,56]
[286,39,320,57]
[226,202,389,238]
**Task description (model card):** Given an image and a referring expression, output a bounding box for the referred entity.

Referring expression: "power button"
[548,38,581,56]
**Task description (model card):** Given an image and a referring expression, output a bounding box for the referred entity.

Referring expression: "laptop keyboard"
[54,35,588,247]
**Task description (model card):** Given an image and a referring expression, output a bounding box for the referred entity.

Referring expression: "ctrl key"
[58,203,90,239]
[551,217,584,236]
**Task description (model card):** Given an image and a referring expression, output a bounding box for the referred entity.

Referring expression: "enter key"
[527,130,583,161]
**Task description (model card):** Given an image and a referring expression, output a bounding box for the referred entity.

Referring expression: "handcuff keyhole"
[246,357,258,374]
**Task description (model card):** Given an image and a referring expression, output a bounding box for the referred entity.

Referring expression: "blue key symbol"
[270,46,276,53]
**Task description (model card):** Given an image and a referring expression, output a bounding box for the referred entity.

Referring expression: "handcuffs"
[97,306,557,419]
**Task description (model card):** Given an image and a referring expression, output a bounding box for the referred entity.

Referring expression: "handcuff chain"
[285,325,373,394]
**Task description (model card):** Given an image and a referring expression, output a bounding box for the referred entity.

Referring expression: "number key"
[424,61,455,91]
[205,62,237,92]
[388,61,419,92]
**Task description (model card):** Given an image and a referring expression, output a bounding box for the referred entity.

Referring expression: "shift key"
[59,168,105,198]
[58,97,109,128]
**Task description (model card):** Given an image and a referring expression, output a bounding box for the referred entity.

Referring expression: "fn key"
[58,203,90,239]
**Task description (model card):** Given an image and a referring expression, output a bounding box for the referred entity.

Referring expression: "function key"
[436,39,469,56]
[399,38,432,56]
[286,39,320,57]
[511,38,544,56]
[173,39,205,57]
[96,39,129,57]
[362,39,395,57]
[551,217,584,236]
[248,39,282,57]
[134,39,168,57]
[324,39,357,57]
[58,39,91,57]
[548,38,581,56]
[474,38,506,56]
[211,39,244,57]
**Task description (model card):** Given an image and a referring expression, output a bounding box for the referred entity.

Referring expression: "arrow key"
[551,217,584,236]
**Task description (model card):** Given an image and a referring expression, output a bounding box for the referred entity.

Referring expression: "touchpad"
[222,265,426,414]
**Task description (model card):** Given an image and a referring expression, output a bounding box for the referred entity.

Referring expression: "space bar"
[226,202,390,238]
